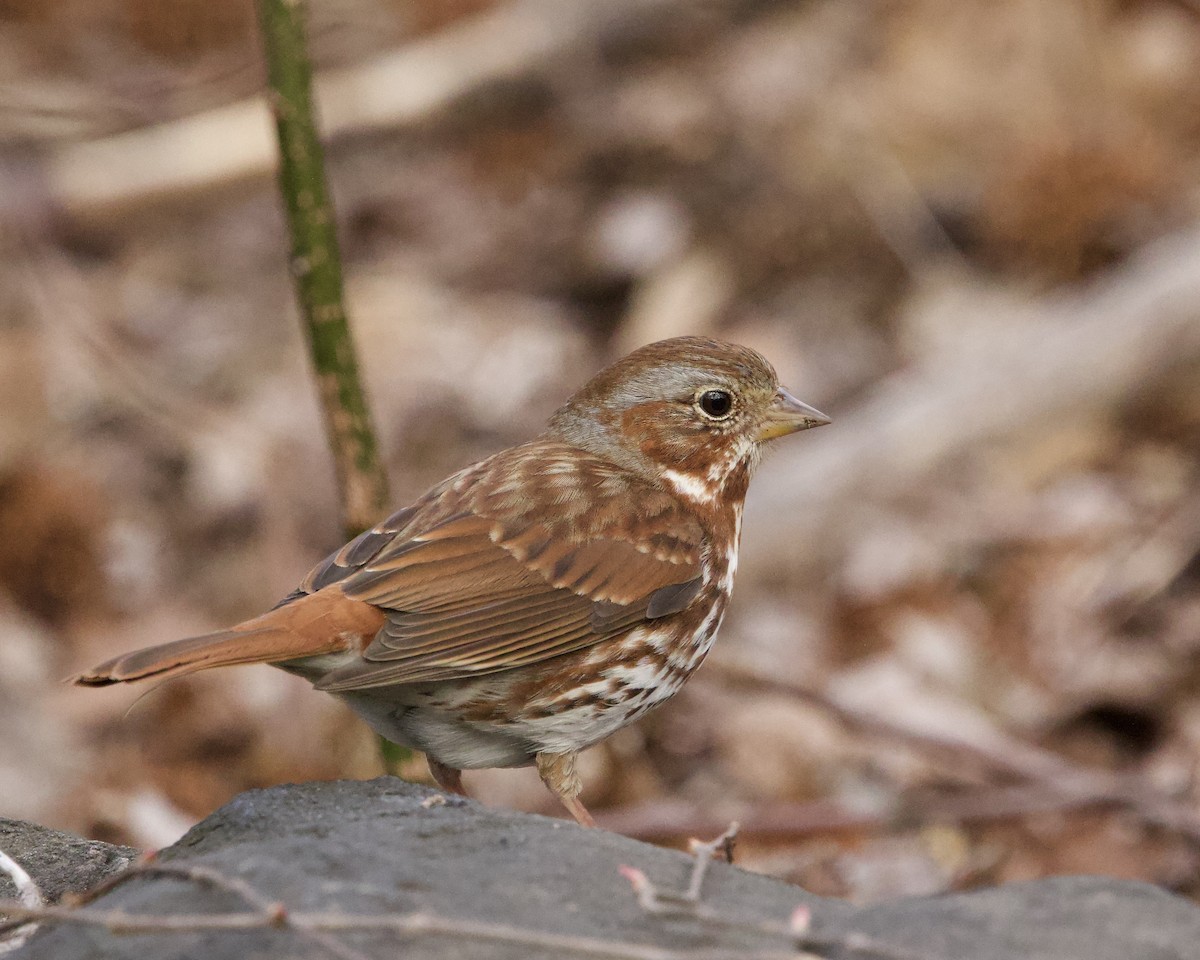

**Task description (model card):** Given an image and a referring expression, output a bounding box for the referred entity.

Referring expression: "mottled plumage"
[77,336,829,825]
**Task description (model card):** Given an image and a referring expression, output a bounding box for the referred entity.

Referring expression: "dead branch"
[618,822,740,923]
[618,857,930,960]
[0,898,809,960]
[43,0,724,223]
[746,226,1200,578]
[686,821,739,896]
[601,659,1200,843]
[0,856,801,960]
[599,774,1200,844]
[709,662,1200,843]
[0,851,945,960]
[711,662,1074,784]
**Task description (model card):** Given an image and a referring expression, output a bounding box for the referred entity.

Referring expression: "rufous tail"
[74,627,305,686]
[74,587,385,686]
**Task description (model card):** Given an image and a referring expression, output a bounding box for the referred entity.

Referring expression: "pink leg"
[427,756,467,796]
[536,751,596,827]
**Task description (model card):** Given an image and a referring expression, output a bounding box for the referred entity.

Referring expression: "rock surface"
[0,818,136,906]
[5,779,1200,959]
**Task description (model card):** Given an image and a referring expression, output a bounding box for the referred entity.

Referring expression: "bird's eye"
[696,389,734,420]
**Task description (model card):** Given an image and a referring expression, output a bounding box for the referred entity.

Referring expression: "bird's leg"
[536,751,595,827]
[427,756,467,796]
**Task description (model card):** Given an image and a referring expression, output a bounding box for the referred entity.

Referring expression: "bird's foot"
[536,751,596,827]
[427,756,468,796]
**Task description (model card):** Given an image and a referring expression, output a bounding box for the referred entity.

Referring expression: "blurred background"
[2,0,1200,903]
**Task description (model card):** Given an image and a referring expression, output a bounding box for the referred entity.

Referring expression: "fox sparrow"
[78,336,829,825]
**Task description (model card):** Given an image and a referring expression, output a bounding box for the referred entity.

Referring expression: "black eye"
[697,389,734,419]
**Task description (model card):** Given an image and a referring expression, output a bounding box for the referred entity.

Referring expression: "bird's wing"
[296,443,705,691]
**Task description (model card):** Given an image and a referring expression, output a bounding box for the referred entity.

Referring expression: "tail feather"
[74,587,386,687]
[75,627,303,686]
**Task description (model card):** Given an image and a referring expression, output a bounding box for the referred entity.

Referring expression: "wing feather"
[292,441,708,692]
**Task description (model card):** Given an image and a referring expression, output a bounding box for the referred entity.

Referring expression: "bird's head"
[545,336,829,505]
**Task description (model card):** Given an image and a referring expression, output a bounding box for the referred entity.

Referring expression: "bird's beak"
[756,387,831,442]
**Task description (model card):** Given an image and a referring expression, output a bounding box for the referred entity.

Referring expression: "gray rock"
[8,779,1200,959]
[0,818,136,906]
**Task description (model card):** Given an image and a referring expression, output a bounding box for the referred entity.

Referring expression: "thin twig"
[58,852,159,909]
[685,822,739,900]
[0,854,820,960]
[155,863,369,960]
[0,845,955,960]
[70,857,368,960]
[619,846,819,957]
[617,822,741,921]
[0,854,941,960]
[618,862,930,960]
[0,899,810,960]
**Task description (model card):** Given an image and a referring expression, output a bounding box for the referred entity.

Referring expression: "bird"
[76,336,829,826]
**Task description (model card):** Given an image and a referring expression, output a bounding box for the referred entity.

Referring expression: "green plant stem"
[257,0,388,537]
[257,0,407,773]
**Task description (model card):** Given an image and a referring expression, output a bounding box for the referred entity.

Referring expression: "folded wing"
[305,443,706,692]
